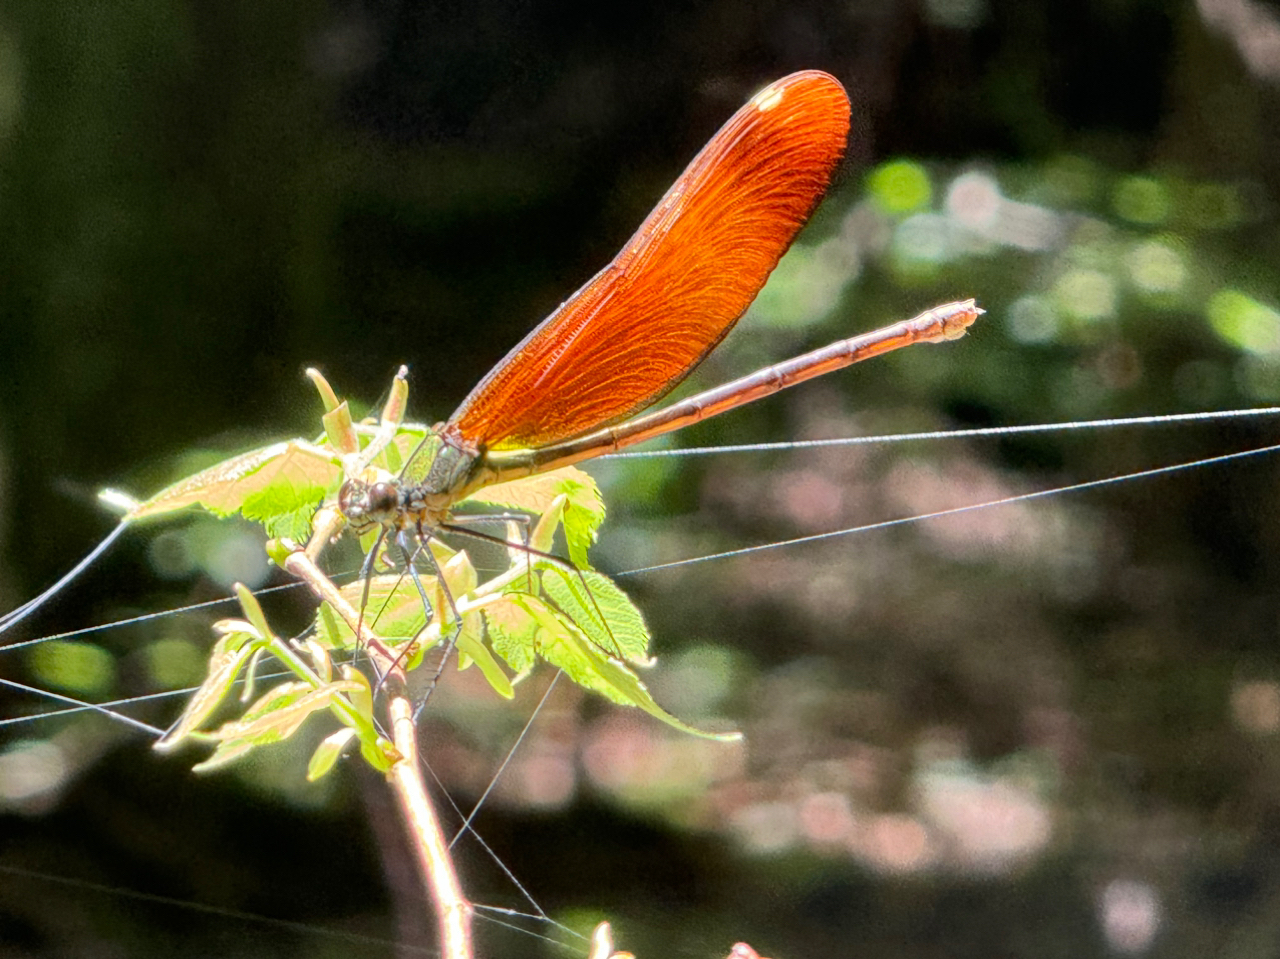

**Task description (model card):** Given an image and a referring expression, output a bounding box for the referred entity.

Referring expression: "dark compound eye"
[367,481,399,516]
[337,479,365,519]
[339,479,401,527]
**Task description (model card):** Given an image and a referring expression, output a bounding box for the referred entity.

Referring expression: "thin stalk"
[283,548,475,959]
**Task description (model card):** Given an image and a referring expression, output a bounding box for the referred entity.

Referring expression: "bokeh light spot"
[654,644,740,717]
[1112,176,1170,225]
[144,638,206,689]
[149,529,196,579]
[890,213,952,280]
[0,741,68,807]
[27,641,115,697]
[1053,269,1117,321]
[868,159,933,215]
[1007,295,1061,344]
[1099,879,1161,954]
[1232,680,1280,734]
[1125,238,1186,297]
[859,813,934,873]
[730,800,799,853]
[946,171,1001,229]
[1207,289,1280,355]
[798,791,856,845]
[750,239,856,330]
[205,528,271,589]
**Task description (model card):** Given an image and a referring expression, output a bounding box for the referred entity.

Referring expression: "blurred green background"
[4,1,1280,956]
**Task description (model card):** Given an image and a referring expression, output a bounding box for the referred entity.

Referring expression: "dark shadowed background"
[3,1,1280,957]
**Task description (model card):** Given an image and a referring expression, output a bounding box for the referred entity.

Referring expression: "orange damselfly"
[337,71,980,536]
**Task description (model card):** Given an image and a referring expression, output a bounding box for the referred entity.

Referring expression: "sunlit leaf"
[298,638,332,682]
[339,665,374,725]
[239,646,268,705]
[307,727,358,781]
[542,567,652,665]
[513,594,734,740]
[516,595,643,706]
[306,367,342,415]
[360,736,399,772]
[195,678,365,774]
[583,652,740,742]
[154,623,263,752]
[233,584,274,644]
[239,480,329,541]
[485,594,540,673]
[315,573,432,649]
[192,680,362,773]
[191,736,256,773]
[247,499,324,541]
[454,612,514,699]
[527,495,567,555]
[129,440,341,525]
[464,466,604,568]
[321,400,358,456]
[440,549,478,596]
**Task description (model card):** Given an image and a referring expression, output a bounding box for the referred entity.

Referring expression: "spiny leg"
[396,526,467,718]
[354,526,390,686]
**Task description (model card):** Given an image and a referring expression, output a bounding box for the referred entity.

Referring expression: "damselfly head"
[338,476,401,532]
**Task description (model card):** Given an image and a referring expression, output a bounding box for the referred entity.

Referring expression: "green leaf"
[339,665,375,725]
[193,678,364,773]
[297,638,333,682]
[464,467,604,568]
[512,594,736,740]
[583,652,741,742]
[307,727,358,781]
[322,400,358,456]
[263,503,324,541]
[191,736,257,773]
[128,440,341,525]
[558,473,606,570]
[485,594,540,673]
[440,548,478,595]
[154,621,263,753]
[315,573,431,649]
[228,679,355,741]
[306,367,342,414]
[526,495,567,555]
[516,594,634,704]
[360,736,398,773]
[234,583,274,642]
[454,612,514,698]
[541,567,652,665]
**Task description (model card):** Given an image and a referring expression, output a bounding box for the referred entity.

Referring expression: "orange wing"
[449,70,851,451]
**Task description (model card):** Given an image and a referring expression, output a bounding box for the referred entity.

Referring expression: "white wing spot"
[752,86,785,112]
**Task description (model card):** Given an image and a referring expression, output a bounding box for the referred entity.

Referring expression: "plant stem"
[388,691,474,959]
[283,547,475,959]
